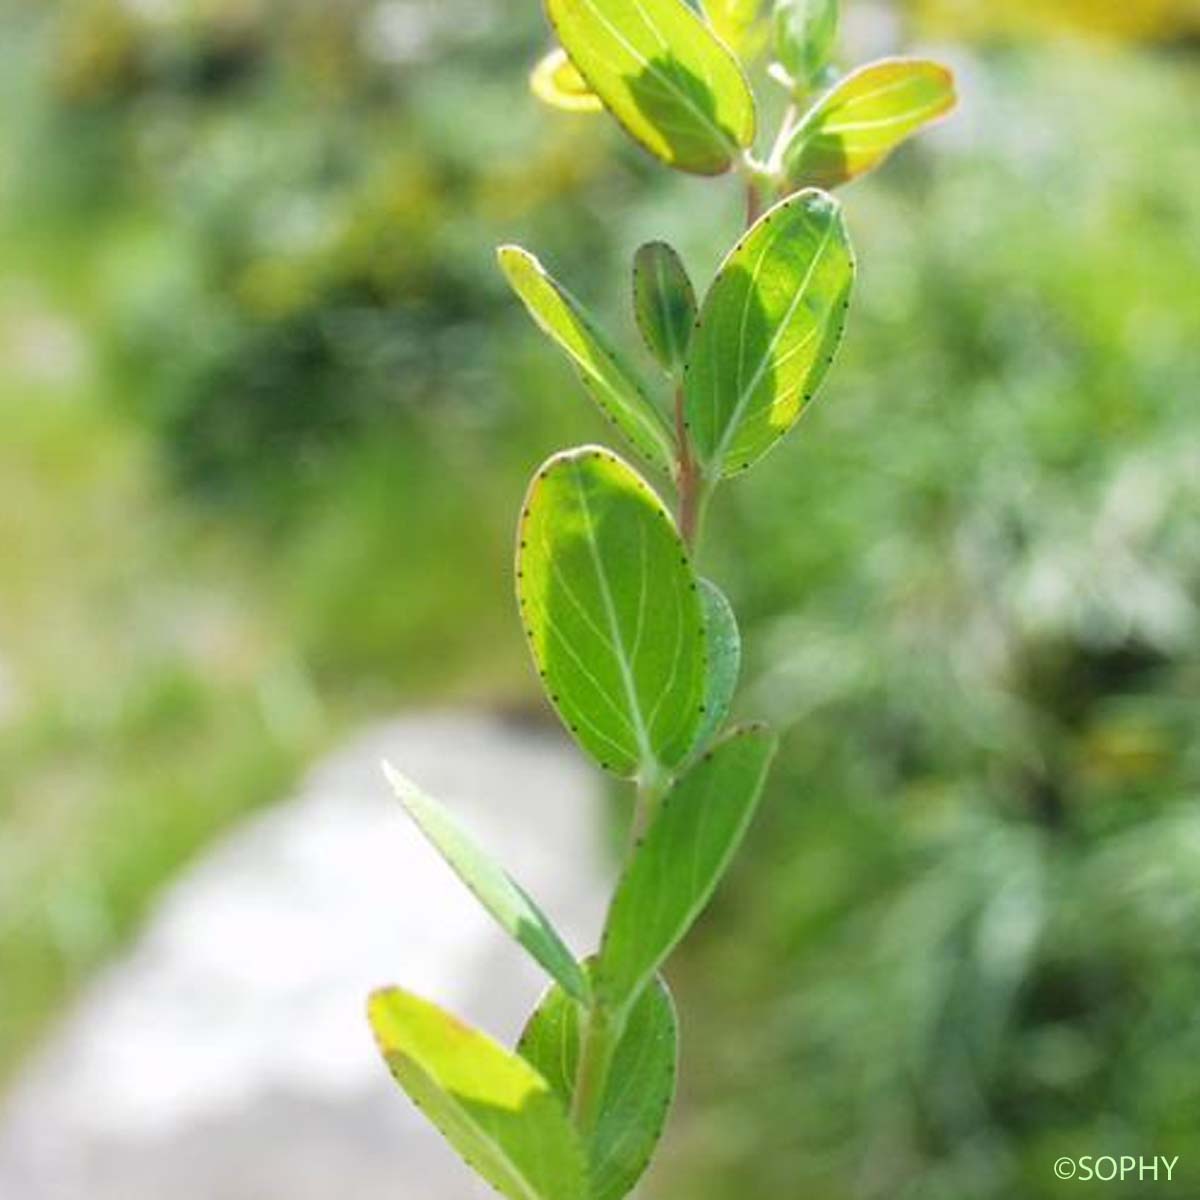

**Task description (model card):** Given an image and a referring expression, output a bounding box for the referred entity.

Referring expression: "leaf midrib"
[706,206,838,470]
[572,0,742,158]
[387,1044,581,1200]
[535,258,676,459]
[572,461,656,772]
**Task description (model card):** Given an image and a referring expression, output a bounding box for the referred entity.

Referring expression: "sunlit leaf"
[702,0,770,61]
[368,988,588,1200]
[382,762,589,1004]
[633,241,697,376]
[498,245,676,476]
[683,190,854,478]
[694,578,740,753]
[546,0,757,175]
[773,0,839,90]
[530,46,603,113]
[517,446,708,779]
[597,726,777,1012]
[783,57,957,189]
[519,967,678,1200]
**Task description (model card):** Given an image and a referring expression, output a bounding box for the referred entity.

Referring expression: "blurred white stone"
[363,0,497,64]
[0,710,609,1199]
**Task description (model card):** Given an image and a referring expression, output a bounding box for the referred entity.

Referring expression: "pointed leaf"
[773,0,839,91]
[546,0,756,175]
[369,988,588,1200]
[517,446,708,778]
[694,578,740,753]
[597,726,777,1012]
[519,969,678,1200]
[530,47,603,113]
[633,241,697,376]
[783,58,957,190]
[382,763,589,1005]
[499,246,676,475]
[683,189,855,478]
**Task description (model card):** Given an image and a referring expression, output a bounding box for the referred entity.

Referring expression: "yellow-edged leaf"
[530,47,603,113]
[683,190,855,478]
[499,245,676,476]
[546,0,757,175]
[517,447,707,778]
[369,988,588,1200]
[783,57,957,189]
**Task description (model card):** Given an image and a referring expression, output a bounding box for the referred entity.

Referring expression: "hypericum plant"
[368,2,955,1196]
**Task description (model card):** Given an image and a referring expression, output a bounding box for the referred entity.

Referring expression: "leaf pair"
[370,974,677,1200]
[503,191,856,484]
[530,2,955,194]
[375,722,775,1199]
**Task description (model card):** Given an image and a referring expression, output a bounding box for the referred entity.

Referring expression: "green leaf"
[782,57,957,190]
[530,46,603,113]
[773,0,839,90]
[517,446,708,779]
[382,762,589,1005]
[369,988,588,1200]
[498,246,676,476]
[682,189,854,478]
[597,726,777,1012]
[694,578,740,753]
[632,241,697,377]
[702,0,770,61]
[545,0,756,175]
[519,969,678,1200]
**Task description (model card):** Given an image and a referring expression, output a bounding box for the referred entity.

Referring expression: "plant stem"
[571,1002,618,1134]
[766,101,800,179]
[674,384,708,554]
[745,177,764,227]
[628,764,668,854]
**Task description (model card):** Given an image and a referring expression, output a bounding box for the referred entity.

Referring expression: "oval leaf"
[773,0,839,90]
[682,189,855,478]
[369,988,588,1200]
[499,246,676,476]
[382,762,589,1005]
[530,47,603,113]
[546,0,756,175]
[783,57,957,190]
[633,241,697,376]
[519,969,678,1200]
[517,446,708,779]
[694,578,740,753]
[597,725,777,1013]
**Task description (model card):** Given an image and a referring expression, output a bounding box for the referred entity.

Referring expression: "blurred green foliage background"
[0,1,1197,1196]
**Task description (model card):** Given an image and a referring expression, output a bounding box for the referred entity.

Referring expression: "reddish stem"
[745,178,764,227]
[674,385,705,552]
